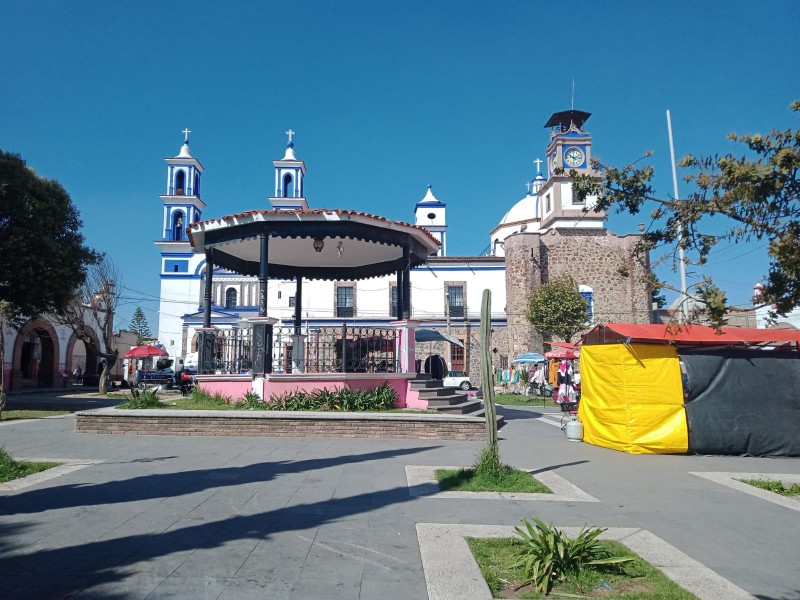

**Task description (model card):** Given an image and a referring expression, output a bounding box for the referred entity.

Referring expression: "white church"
[156,111,651,380]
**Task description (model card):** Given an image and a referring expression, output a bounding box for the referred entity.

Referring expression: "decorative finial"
[182,128,191,143]
[533,158,543,174]
[285,129,295,147]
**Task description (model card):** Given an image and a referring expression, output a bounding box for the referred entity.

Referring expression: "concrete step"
[416,386,460,399]
[470,410,507,429]
[410,378,445,390]
[426,394,470,407]
[431,399,484,415]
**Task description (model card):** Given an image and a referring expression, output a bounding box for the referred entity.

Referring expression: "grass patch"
[739,478,800,498]
[468,536,698,599]
[0,447,60,484]
[0,410,71,421]
[436,445,552,494]
[436,466,551,493]
[493,393,551,407]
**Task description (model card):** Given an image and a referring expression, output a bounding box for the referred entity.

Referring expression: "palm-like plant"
[513,517,633,594]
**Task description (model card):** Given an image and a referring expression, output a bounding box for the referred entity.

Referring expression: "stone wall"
[75,409,487,441]
[503,228,651,356]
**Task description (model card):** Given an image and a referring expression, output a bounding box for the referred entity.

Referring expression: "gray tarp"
[680,349,800,457]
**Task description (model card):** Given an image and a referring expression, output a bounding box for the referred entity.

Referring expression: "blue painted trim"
[415,201,447,209]
[160,252,196,258]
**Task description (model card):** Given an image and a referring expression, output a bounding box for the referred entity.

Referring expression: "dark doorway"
[20,329,55,387]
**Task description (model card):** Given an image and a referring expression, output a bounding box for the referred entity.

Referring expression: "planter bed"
[75,407,487,441]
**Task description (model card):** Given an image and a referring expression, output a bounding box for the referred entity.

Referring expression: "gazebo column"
[393,246,418,373]
[197,249,216,374]
[396,261,405,320]
[291,276,306,373]
[402,245,411,319]
[252,234,275,378]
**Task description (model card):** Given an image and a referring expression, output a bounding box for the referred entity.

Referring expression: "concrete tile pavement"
[0,399,798,599]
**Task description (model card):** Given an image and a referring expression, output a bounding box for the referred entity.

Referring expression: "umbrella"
[124,345,169,359]
[415,328,464,348]
[512,352,547,364]
[544,347,579,360]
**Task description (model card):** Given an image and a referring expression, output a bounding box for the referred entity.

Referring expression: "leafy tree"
[129,307,152,344]
[571,101,800,326]
[525,276,588,342]
[55,255,121,394]
[0,150,97,400]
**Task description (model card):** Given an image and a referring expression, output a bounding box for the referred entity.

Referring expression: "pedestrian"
[556,360,575,403]
[73,365,83,384]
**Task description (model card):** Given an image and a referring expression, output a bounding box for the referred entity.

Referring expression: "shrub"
[241,390,264,409]
[120,388,163,409]
[513,517,633,594]
[265,385,399,412]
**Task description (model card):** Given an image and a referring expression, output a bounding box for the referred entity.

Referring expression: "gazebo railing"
[209,324,399,374]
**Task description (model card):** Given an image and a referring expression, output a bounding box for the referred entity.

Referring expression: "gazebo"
[187,208,441,401]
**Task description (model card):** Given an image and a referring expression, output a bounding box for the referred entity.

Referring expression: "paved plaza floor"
[1,393,799,599]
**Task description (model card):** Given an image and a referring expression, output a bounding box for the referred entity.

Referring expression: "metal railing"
[210,324,399,375]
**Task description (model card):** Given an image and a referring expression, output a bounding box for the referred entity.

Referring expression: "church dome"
[500,193,539,225]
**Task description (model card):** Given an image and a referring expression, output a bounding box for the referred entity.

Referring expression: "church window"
[579,286,594,322]
[174,265,179,272]
[194,172,200,196]
[447,284,465,318]
[336,285,354,318]
[225,288,238,309]
[172,211,185,241]
[175,170,185,195]
[283,173,294,197]
[289,296,296,308]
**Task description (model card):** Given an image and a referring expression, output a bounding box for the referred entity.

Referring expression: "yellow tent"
[578,343,688,454]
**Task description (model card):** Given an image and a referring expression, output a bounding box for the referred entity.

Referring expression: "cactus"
[480,289,498,452]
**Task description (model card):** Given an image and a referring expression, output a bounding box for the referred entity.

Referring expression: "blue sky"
[3,1,798,331]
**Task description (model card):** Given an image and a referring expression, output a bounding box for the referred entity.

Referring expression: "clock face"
[564,147,584,167]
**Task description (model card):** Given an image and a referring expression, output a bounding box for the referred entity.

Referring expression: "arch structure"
[10,318,60,389]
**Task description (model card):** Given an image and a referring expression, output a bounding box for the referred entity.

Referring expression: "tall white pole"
[667,110,689,323]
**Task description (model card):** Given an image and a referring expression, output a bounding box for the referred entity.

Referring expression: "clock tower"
[538,109,605,230]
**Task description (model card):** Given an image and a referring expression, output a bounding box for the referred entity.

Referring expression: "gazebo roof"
[188,208,441,280]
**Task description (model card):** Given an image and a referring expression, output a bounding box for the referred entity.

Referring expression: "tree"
[55,255,122,394]
[525,276,588,343]
[571,101,800,327]
[129,307,152,344]
[0,150,97,400]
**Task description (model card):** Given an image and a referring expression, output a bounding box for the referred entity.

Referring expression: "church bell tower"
[538,110,604,230]
[269,129,309,210]
[161,129,206,242]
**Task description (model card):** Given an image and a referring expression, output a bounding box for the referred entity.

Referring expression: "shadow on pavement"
[0,444,437,599]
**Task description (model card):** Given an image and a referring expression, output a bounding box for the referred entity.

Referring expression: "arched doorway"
[12,319,60,389]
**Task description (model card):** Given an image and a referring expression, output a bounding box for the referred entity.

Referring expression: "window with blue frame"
[580,288,594,322]
[175,170,185,195]
[225,288,237,310]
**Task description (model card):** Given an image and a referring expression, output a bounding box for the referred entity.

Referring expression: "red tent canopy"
[582,323,800,348]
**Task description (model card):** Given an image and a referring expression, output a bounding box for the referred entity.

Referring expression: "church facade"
[155,111,651,385]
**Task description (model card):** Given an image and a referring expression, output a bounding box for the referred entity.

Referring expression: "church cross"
[182,128,191,142]
[286,129,295,143]
[533,158,543,173]
[525,182,532,193]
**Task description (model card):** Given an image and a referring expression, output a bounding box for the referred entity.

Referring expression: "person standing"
[73,365,83,384]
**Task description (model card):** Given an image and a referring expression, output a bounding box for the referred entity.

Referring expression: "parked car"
[443,371,471,390]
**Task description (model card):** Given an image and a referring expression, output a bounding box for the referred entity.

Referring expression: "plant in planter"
[513,517,633,595]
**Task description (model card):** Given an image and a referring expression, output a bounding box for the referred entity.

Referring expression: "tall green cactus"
[480,289,498,451]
